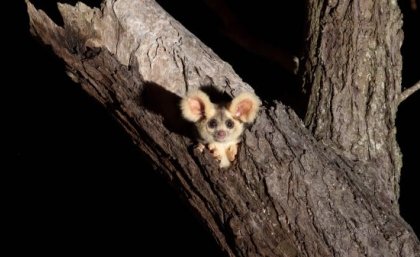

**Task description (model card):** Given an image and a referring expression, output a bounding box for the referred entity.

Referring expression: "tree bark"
[26,0,419,256]
[302,0,403,206]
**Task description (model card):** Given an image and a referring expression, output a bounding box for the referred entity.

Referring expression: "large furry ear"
[228,92,261,123]
[180,90,216,122]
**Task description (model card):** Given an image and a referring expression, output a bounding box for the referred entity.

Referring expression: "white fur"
[180,90,216,122]
[229,92,261,123]
[181,90,261,168]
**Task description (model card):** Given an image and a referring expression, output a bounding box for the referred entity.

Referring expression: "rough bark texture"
[27,0,419,256]
[302,0,403,205]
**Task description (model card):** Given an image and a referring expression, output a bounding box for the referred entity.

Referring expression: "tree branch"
[302,0,403,204]
[400,80,420,104]
[410,0,417,10]
[26,0,420,256]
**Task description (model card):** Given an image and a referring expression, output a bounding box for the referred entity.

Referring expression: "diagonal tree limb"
[26,0,420,256]
[400,80,420,104]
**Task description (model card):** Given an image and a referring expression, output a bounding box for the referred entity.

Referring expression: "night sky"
[8,0,419,255]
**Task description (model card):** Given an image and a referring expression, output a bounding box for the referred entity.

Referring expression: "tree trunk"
[302,0,403,206]
[26,0,419,256]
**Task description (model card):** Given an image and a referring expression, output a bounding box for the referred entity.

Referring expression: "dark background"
[8,0,419,255]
